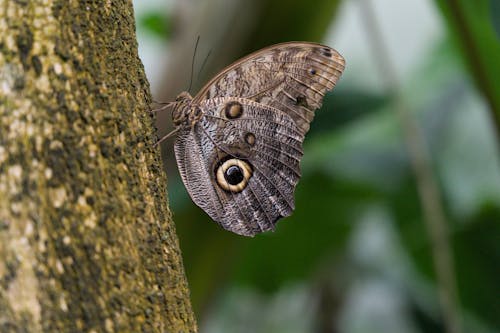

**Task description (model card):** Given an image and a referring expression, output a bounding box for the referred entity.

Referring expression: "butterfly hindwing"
[174,97,304,236]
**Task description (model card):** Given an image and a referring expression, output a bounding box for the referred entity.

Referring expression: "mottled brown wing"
[194,42,345,135]
[174,97,304,236]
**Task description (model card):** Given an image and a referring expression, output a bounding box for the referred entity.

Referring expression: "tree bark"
[0,1,197,332]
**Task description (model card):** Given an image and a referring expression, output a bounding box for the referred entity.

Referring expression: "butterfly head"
[172,91,203,128]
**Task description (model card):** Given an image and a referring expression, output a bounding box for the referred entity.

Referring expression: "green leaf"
[433,0,500,127]
[138,12,170,39]
[490,0,500,39]
[454,210,500,329]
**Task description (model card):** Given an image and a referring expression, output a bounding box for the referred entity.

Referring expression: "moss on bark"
[0,1,197,332]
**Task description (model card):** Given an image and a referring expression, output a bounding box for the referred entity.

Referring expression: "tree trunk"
[0,1,197,332]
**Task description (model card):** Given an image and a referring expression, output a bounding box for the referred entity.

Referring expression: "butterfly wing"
[174,97,304,236]
[175,42,345,236]
[194,42,345,134]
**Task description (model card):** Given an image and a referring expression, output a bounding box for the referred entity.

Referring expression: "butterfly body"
[171,42,345,236]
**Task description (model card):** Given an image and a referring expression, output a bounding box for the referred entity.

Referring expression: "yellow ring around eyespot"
[216,159,253,192]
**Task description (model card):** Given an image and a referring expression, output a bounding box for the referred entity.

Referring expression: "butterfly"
[158,42,345,236]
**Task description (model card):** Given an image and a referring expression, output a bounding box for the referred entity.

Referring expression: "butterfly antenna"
[149,101,176,114]
[154,128,180,147]
[197,49,212,81]
[188,36,201,93]
[152,99,170,105]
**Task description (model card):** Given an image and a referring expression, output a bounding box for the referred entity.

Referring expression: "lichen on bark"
[0,1,197,332]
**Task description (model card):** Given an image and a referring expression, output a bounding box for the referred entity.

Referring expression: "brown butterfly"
[159,42,345,236]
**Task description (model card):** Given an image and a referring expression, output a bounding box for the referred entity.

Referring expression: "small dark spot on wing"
[321,47,333,58]
[295,95,308,108]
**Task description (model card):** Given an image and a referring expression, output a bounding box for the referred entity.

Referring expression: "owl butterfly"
[161,42,345,236]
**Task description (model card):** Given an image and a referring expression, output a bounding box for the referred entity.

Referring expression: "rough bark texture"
[0,1,197,332]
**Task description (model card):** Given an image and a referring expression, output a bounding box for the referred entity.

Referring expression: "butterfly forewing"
[195,42,345,134]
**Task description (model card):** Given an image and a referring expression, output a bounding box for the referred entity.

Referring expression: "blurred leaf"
[396,36,500,331]
[138,12,170,39]
[411,301,445,333]
[404,38,500,218]
[310,88,389,135]
[433,0,500,127]
[304,105,409,192]
[243,0,341,51]
[490,0,500,38]
[454,208,500,329]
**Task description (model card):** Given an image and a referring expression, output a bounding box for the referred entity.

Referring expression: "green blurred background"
[134,0,500,332]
